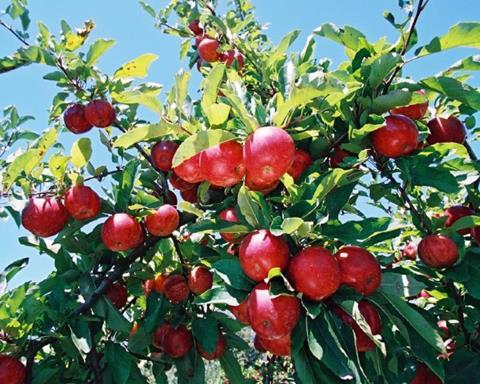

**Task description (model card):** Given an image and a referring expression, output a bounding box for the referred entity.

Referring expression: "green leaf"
[175,349,205,384]
[105,343,133,384]
[187,219,250,235]
[237,186,261,228]
[365,53,402,88]
[219,349,246,384]
[70,138,92,168]
[116,159,140,211]
[201,63,226,109]
[113,53,158,79]
[175,69,191,112]
[192,314,218,353]
[441,55,480,75]
[112,89,163,116]
[314,23,373,58]
[205,103,231,125]
[266,30,301,68]
[113,121,180,148]
[420,76,480,110]
[379,272,426,297]
[212,258,254,291]
[85,39,115,66]
[321,217,390,244]
[292,347,318,384]
[220,87,259,133]
[48,153,70,180]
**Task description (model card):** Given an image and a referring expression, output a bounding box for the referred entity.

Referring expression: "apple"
[218,207,241,243]
[288,246,341,301]
[65,185,101,220]
[197,332,227,360]
[199,141,246,187]
[219,49,245,71]
[187,266,213,295]
[245,174,279,195]
[418,234,458,268]
[254,335,266,352]
[437,320,449,339]
[0,354,26,384]
[427,116,466,144]
[411,363,442,384]
[418,289,432,299]
[173,152,204,184]
[151,141,179,172]
[188,19,203,35]
[443,205,474,235]
[163,325,193,358]
[130,322,139,337]
[329,146,352,168]
[335,246,382,296]
[144,273,169,297]
[472,226,480,244]
[63,104,93,134]
[145,204,179,237]
[152,322,173,350]
[163,274,190,304]
[390,90,428,120]
[287,148,313,182]
[198,38,220,62]
[170,172,196,191]
[105,283,128,309]
[256,333,291,356]
[22,197,69,237]
[101,213,144,251]
[244,126,295,185]
[248,282,301,340]
[166,190,178,206]
[402,240,417,260]
[229,297,250,325]
[180,185,198,203]
[84,99,116,128]
[239,229,290,281]
[371,115,419,158]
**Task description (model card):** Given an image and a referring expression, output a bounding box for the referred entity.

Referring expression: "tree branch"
[0,19,30,46]
[25,337,58,384]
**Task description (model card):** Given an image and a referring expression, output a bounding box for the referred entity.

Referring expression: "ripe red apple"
[84,99,116,128]
[244,126,295,185]
[64,104,93,134]
[173,152,204,184]
[371,115,419,158]
[180,185,198,203]
[239,229,290,281]
[390,90,428,120]
[229,297,250,325]
[402,240,418,260]
[411,363,442,384]
[163,274,190,304]
[254,335,266,352]
[256,333,291,356]
[0,354,26,384]
[219,49,245,71]
[105,283,128,309]
[187,266,213,295]
[152,322,173,350]
[443,205,474,235]
[65,185,101,220]
[22,197,69,237]
[329,146,352,168]
[170,172,196,191]
[144,273,169,297]
[472,226,480,244]
[288,246,341,301]
[198,38,220,62]
[245,174,279,195]
[287,149,313,182]
[335,246,382,296]
[145,204,180,237]
[166,190,178,205]
[197,332,227,360]
[199,141,246,187]
[248,282,301,340]
[101,213,144,251]
[427,116,466,144]
[418,234,458,268]
[218,207,241,243]
[163,325,193,358]
[151,141,179,172]
[188,19,203,35]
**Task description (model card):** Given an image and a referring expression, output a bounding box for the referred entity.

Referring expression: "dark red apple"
[472,226,480,244]
[197,332,226,360]
[229,297,250,325]
[245,174,279,195]
[22,197,69,237]
[329,146,352,168]
[163,325,193,358]
[65,185,101,220]
[198,38,220,62]
[163,274,190,304]
[144,273,169,297]
[443,205,474,235]
[84,99,116,128]
[152,322,173,350]
[145,204,179,237]
[0,354,26,384]
[170,172,196,191]
[219,49,245,71]
[411,363,441,384]
[256,333,291,356]
[287,149,312,182]
[105,283,128,309]
[390,90,428,120]
[151,141,179,172]
[180,185,198,203]
[173,153,204,184]
[418,234,458,268]
[218,207,241,243]
[188,20,203,35]
[371,115,419,158]
[64,104,93,134]
[101,213,144,251]
[187,266,213,295]
[427,116,466,144]
[254,335,266,352]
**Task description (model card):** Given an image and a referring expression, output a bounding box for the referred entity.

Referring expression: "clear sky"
[0,0,479,287]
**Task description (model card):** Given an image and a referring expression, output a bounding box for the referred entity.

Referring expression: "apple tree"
[0,0,480,383]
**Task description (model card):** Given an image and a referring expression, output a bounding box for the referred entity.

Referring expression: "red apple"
[0,354,26,384]
[163,325,193,358]
[188,20,203,35]
[402,240,418,260]
[244,126,295,185]
[101,213,144,251]
[229,297,250,325]
[245,174,279,195]
[256,333,291,356]
[180,185,198,203]
[145,204,179,237]
[64,104,93,134]
[151,141,179,172]
[437,320,449,339]
[84,99,116,128]
[418,234,458,268]
[254,335,266,352]
[427,116,466,144]
[443,205,474,235]
[173,153,204,184]
[472,226,480,244]
[390,90,428,120]
[287,149,313,182]
[152,322,173,350]
[218,207,241,243]
[187,266,213,295]
[335,246,382,296]
[329,146,352,168]
[163,274,190,304]
[248,282,301,340]
[105,283,128,309]
[411,363,442,384]
[219,49,245,71]
[65,185,101,220]
[199,141,246,187]
[170,173,196,191]
[288,246,341,301]
[197,332,227,360]
[144,273,169,297]
[371,115,419,158]
[22,197,69,237]
[239,229,290,281]
[198,38,220,62]
[130,322,139,337]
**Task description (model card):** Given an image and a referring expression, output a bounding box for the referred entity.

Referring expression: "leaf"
[112,90,163,116]
[69,322,91,354]
[321,217,390,244]
[175,69,191,112]
[113,53,158,79]
[105,343,133,384]
[441,55,480,75]
[220,88,259,133]
[175,349,205,384]
[366,53,402,88]
[237,186,261,228]
[420,76,480,110]
[379,272,426,297]
[212,258,254,291]
[292,347,318,384]
[219,349,247,384]
[201,63,226,109]
[3,258,29,282]
[116,159,140,211]
[266,30,301,68]
[187,219,250,235]
[70,138,92,168]
[171,129,236,167]
[314,23,373,58]
[192,314,218,353]
[48,153,70,180]
[112,121,180,148]
[205,103,231,125]
[85,39,115,66]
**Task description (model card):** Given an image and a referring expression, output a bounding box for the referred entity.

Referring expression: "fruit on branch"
[152,322,173,350]
[418,234,459,268]
[101,213,144,251]
[229,297,250,324]
[471,226,480,244]
[187,266,213,295]
[105,283,128,309]
[145,204,180,237]
[410,362,442,384]
[329,145,353,168]
[198,38,220,62]
[169,173,196,191]
[22,197,70,237]
[0,354,26,384]
[253,335,266,352]
[371,115,419,158]
[151,141,179,172]
[401,240,418,260]
[335,246,382,296]
[188,19,203,35]
[244,126,295,185]
[427,116,466,144]
[64,185,101,220]
[219,49,245,71]
[163,274,190,304]
[245,174,279,195]
[197,332,227,360]
[84,99,116,128]
[239,229,290,281]
[248,282,301,340]
[180,185,198,203]
[256,333,291,356]
[63,104,93,134]
[437,320,449,339]
[144,273,169,297]
[333,300,382,352]
[163,325,193,358]
[287,148,313,182]
[199,141,246,187]
[390,90,428,120]
[443,205,474,235]
[288,246,341,301]
[218,207,241,243]
[173,153,204,184]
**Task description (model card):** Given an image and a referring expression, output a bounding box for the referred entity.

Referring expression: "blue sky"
[0,0,479,287]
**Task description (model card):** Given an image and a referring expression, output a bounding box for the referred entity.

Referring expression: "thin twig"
[25,337,58,384]
[0,19,30,46]
[88,324,102,384]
